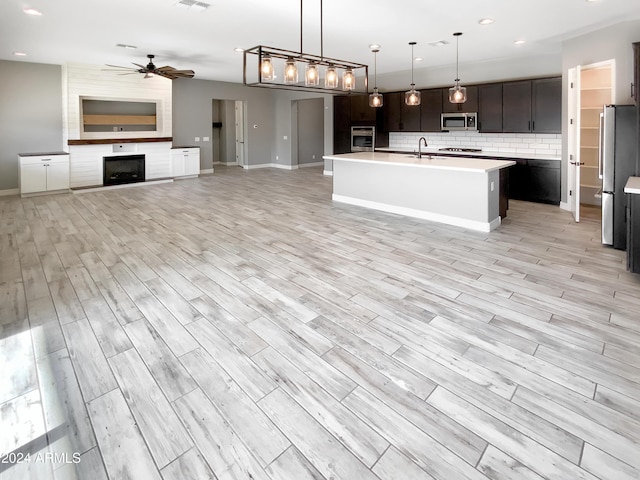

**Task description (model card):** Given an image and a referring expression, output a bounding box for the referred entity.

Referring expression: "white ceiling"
[2,0,640,86]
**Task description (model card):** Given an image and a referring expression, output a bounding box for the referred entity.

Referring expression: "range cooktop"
[438,147,483,152]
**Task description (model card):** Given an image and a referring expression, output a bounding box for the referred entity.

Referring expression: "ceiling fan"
[105,54,195,80]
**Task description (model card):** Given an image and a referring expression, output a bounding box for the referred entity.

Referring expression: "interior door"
[568,66,581,221]
[235,100,245,167]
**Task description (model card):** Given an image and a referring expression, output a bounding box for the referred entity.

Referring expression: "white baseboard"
[559,201,570,211]
[332,194,499,232]
[200,168,214,174]
[323,170,334,176]
[0,188,19,197]
[243,163,295,170]
[298,162,323,168]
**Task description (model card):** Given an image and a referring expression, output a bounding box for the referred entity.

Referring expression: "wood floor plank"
[145,276,205,326]
[594,384,640,423]
[48,278,85,325]
[185,318,276,401]
[426,387,598,480]
[173,388,271,480]
[134,295,198,357]
[372,446,437,480]
[61,318,118,402]
[476,445,546,480]
[580,442,640,480]
[109,348,193,468]
[160,448,216,480]
[0,319,37,404]
[248,316,356,401]
[95,277,143,325]
[258,388,380,480]
[36,348,96,455]
[73,447,108,480]
[87,388,162,480]
[254,347,388,468]
[81,296,133,358]
[181,347,290,466]
[324,346,486,466]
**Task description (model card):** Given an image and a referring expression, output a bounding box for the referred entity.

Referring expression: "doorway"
[295,97,324,168]
[568,60,615,222]
[211,99,246,167]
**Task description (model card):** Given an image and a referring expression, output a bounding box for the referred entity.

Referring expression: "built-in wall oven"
[351,126,375,152]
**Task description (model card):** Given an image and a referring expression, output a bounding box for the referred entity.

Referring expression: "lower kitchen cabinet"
[171,147,200,177]
[626,180,640,273]
[508,158,560,205]
[19,153,70,196]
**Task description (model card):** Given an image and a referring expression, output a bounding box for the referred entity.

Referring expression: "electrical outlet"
[195,137,200,142]
[283,136,288,140]
[312,155,315,159]
[203,137,210,142]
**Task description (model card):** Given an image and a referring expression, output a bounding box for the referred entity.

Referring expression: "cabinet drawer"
[172,148,199,154]
[528,159,560,169]
[20,154,69,166]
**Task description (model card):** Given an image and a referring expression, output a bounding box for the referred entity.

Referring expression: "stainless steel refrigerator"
[600,105,638,249]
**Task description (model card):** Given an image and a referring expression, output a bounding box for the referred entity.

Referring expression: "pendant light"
[448,32,467,104]
[305,62,319,86]
[260,53,274,81]
[405,42,421,106]
[342,68,355,91]
[284,57,298,84]
[325,64,338,89]
[369,49,383,108]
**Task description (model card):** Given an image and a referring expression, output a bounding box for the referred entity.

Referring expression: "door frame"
[568,66,581,222]
[235,100,246,167]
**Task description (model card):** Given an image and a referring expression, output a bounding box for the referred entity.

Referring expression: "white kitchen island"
[324,152,516,232]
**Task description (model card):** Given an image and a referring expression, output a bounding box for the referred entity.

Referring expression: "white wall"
[561,20,640,205]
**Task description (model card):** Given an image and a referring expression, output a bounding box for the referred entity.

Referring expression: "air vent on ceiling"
[175,0,210,10]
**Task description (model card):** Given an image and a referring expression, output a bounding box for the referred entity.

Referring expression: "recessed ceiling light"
[234,47,244,53]
[414,57,423,62]
[23,7,42,15]
[514,39,526,45]
[479,18,495,25]
[13,51,27,56]
[369,44,380,50]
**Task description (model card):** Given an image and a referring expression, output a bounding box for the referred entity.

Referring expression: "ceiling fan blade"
[105,64,135,69]
[155,71,178,80]
[172,71,195,78]
[131,62,147,70]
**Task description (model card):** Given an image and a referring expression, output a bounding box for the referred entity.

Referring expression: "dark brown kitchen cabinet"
[384,92,421,131]
[627,193,640,273]
[441,85,478,113]
[532,77,561,133]
[350,94,376,124]
[333,95,351,154]
[419,89,443,132]
[478,83,503,132]
[503,80,532,132]
[508,158,560,205]
[633,42,640,105]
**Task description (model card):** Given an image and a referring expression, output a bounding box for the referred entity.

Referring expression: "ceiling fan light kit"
[243,0,368,94]
[449,32,467,104]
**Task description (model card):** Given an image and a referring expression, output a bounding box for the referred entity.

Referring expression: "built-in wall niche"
[80,98,160,134]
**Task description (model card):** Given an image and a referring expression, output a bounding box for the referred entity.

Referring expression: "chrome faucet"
[418,137,428,158]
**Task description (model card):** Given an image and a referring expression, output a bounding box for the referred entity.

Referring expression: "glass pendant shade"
[305,62,319,86]
[405,85,421,106]
[260,54,274,81]
[449,84,467,103]
[342,68,355,91]
[369,87,383,107]
[325,64,338,88]
[284,57,298,84]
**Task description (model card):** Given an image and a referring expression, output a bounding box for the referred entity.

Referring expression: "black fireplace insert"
[103,154,145,186]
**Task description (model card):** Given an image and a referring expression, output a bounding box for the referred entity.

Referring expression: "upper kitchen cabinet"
[503,80,533,133]
[532,77,561,133]
[350,94,377,124]
[420,89,443,132]
[384,92,421,132]
[333,95,351,154]
[441,85,478,113]
[478,83,503,132]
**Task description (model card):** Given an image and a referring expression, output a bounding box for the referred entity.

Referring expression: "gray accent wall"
[0,60,63,191]
[296,98,324,165]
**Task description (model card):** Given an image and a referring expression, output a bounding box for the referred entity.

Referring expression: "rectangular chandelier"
[243,45,369,95]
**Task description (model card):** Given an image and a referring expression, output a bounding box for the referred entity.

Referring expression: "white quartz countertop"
[324,152,515,173]
[624,177,640,194]
[375,146,561,161]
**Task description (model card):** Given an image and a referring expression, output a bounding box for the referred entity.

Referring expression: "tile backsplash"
[389,131,561,157]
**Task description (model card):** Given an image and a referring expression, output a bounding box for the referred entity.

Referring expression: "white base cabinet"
[171,147,200,178]
[19,153,70,196]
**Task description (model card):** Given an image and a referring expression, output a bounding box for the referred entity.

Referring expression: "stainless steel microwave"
[441,112,477,131]
[351,126,375,152]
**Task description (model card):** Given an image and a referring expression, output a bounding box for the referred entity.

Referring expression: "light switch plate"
[203,137,210,142]
[195,137,200,142]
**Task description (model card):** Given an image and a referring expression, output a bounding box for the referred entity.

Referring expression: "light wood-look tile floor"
[1,165,640,480]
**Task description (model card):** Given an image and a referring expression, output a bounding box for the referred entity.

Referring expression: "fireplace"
[103,154,145,186]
